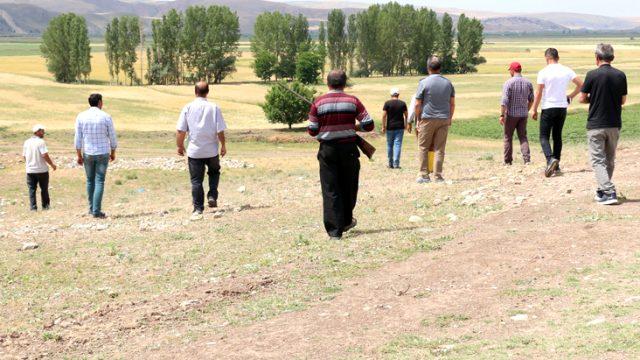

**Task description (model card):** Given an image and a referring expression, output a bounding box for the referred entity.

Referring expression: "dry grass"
[1,37,639,131]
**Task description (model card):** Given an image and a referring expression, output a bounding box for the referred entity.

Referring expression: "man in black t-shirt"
[382,88,408,168]
[580,43,628,205]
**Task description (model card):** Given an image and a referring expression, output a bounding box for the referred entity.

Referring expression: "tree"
[118,16,141,85]
[353,5,379,77]
[295,50,323,84]
[181,6,240,83]
[41,13,91,83]
[252,12,309,80]
[105,18,120,83]
[261,81,315,129]
[327,9,347,70]
[456,14,485,73]
[254,50,277,81]
[318,21,327,76]
[411,8,439,75]
[346,14,358,75]
[439,13,456,74]
[147,9,183,85]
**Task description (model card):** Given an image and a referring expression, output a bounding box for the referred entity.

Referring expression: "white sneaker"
[190,211,203,221]
[416,176,431,184]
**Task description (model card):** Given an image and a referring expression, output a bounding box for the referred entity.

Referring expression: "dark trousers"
[503,116,530,164]
[27,172,50,210]
[188,156,221,212]
[318,142,360,237]
[539,108,567,163]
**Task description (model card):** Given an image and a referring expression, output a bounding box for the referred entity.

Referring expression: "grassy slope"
[451,104,640,143]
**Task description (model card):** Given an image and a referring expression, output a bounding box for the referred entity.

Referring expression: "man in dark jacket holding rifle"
[308,70,375,240]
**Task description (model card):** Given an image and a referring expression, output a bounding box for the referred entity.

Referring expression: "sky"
[281,0,640,17]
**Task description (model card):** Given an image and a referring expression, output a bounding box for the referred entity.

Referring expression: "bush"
[253,50,277,81]
[261,81,315,129]
[295,50,323,84]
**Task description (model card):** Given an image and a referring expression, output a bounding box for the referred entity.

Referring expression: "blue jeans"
[83,154,109,215]
[386,129,404,168]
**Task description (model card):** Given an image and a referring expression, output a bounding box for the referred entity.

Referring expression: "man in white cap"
[382,87,408,169]
[23,124,57,211]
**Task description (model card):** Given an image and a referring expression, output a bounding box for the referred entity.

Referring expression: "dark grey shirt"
[415,74,455,120]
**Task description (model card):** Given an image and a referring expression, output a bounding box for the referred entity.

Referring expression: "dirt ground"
[1,136,639,359]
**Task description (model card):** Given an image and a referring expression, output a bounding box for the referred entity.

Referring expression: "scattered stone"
[566,189,573,194]
[438,344,455,353]
[237,185,246,193]
[21,242,39,251]
[624,296,640,303]
[587,316,606,326]
[433,199,442,206]
[510,314,528,321]
[515,196,526,205]
[409,215,423,223]
[180,299,199,308]
[213,211,224,219]
[461,192,484,206]
[447,213,458,222]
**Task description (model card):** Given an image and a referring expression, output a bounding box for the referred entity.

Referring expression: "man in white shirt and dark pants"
[531,48,583,177]
[23,124,57,211]
[176,82,227,220]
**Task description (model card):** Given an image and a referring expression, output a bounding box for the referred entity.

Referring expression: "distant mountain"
[482,17,569,34]
[0,0,359,35]
[0,0,638,36]
[529,12,637,31]
[0,4,60,35]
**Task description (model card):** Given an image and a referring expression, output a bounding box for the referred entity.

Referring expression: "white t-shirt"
[23,136,49,174]
[537,63,577,110]
[176,97,227,159]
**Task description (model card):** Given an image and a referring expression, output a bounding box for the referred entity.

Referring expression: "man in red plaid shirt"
[500,61,534,165]
[308,70,374,240]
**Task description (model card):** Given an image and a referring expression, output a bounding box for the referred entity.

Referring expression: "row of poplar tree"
[40,6,241,85]
[253,4,484,83]
[40,4,483,85]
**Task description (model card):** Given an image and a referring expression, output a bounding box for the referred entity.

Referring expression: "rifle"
[275,82,376,160]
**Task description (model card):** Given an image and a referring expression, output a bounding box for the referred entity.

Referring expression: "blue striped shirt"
[74,107,118,155]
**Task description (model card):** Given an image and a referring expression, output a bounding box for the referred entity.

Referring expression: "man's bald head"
[195,81,209,97]
[327,70,347,90]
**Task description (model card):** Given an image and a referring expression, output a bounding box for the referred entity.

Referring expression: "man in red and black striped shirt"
[308,70,374,240]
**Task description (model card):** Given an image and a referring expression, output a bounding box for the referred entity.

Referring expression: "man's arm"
[568,77,583,103]
[355,99,374,132]
[74,117,84,165]
[42,153,57,171]
[218,131,226,157]
[107,117,117,162]
[403,110,408,128]
[500,105,507,125]
[579,92,590,104]
[448,97,455,126]
[500,82,509,125]
[531,84,544,120]
[381,110,387,133]
[176,130,187,156]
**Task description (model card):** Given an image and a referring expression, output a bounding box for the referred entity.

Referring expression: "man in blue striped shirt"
[74,93,118,218]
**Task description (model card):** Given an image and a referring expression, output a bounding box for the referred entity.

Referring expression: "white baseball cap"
[390,87,400,96]
[32,124,45,133]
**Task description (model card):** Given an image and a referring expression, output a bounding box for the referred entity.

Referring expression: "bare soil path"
[175,146,640,359]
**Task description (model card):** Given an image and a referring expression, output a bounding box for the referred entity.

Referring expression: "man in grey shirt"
[414,56,456,183]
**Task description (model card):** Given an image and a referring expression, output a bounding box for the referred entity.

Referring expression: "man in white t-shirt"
[176,81,227,220]
[531,48,583,177]
[23,124,57,211]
